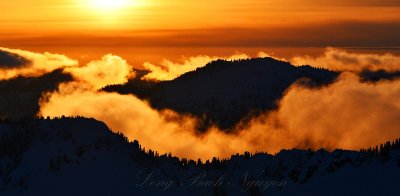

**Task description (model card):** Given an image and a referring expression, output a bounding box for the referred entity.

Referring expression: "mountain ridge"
[103,57,340,130]
[1,117,400,195]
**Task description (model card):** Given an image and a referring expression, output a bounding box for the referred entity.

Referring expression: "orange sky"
[0,0,399,67]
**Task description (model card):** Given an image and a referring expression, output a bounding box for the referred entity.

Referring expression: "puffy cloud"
[240,72,400,153]
[141,48,400,79]
[0,47,134,89]
[39,71,400,160]
[39,82,234,160]
[0,47,78,80]
[290,47,400,72]
[65,54,135,89]
[142,53,249,81]
[0,46,387,160]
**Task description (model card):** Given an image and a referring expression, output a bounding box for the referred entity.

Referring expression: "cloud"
[39,83,224,159]
[143,48,400,82]
[0,47,78,80]
[142,53,250,81]
[300,0,400,7]
[290,48,400,72]
[240,72,400,153]
[39,71,400,160]
[0,47,393,160]
[4,20,399,49]
[65,54,135,89]
[0,47,134,89]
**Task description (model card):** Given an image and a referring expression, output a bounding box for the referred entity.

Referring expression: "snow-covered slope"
[1,118,399,195]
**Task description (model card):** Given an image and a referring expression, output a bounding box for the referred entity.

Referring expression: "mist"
[38,72,400,160]
[32,48,400,160]
[289,47,400,72]
[0,47,78,80]
[1,47,399,160]
[141,48,400,82]
[142,53,250,81]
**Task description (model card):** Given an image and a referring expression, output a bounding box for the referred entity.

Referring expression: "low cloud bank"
[1,47,399,160]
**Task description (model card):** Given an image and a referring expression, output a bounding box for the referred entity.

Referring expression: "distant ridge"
[104,57,339,130]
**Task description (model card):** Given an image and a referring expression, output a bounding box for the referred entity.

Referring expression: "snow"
[1,118,399,195]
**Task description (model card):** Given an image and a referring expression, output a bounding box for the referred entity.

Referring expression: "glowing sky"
[0,0,399,66]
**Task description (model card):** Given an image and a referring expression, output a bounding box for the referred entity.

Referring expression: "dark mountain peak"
[104,57,339,130]
[0,50,31,68]
[0,69,73,119]
[132,68,151,78]
[359,69,400,82]
[173,57,294,81]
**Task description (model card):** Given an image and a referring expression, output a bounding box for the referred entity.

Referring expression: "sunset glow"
[89,0,132,10]
[1,1,400,193]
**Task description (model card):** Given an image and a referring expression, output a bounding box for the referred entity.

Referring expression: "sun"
[89,0,133,10]
[81,0,147,22]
